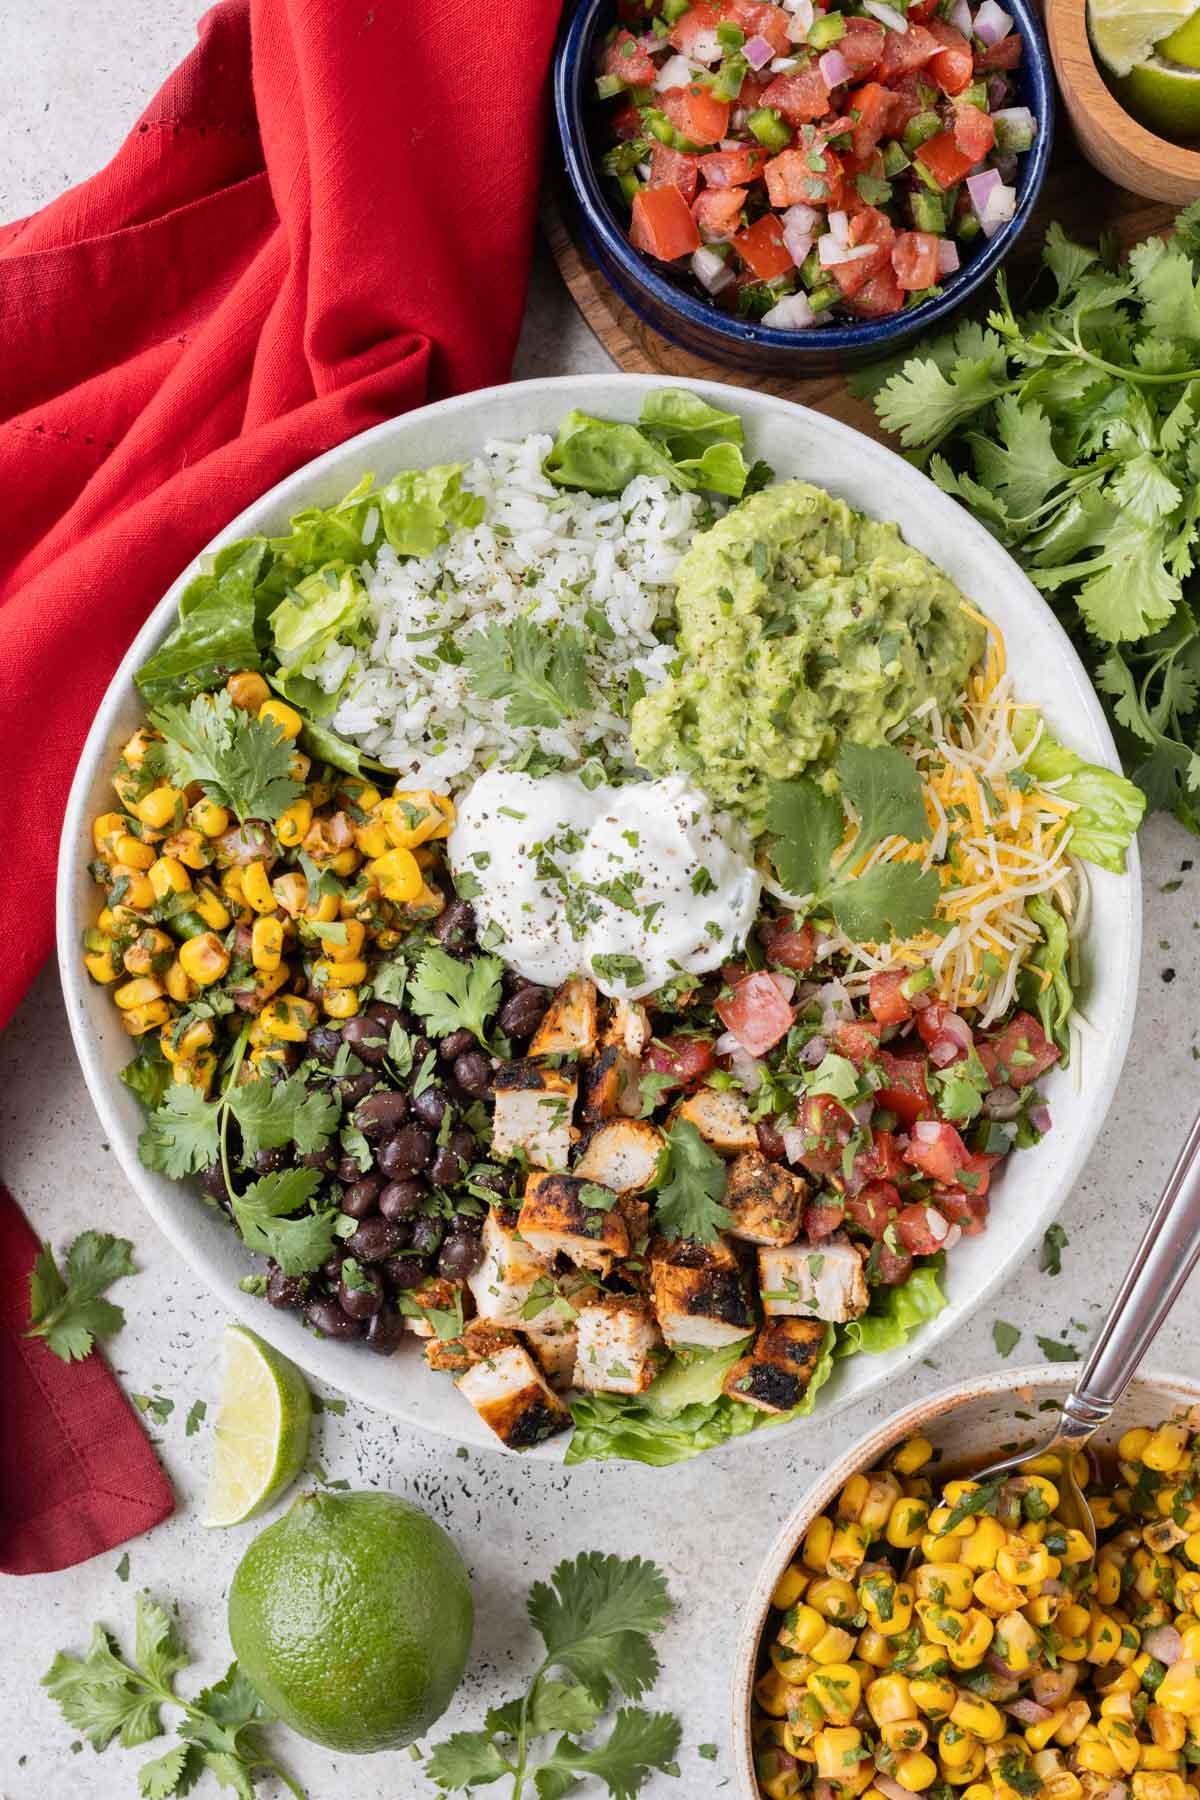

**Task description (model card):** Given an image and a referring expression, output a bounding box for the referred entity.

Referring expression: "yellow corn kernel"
[1131,1778,1190,1800]
[773,1564,809,1612]
[257,996,317,1043]
[1026,1594,1063,1629]
[758,1757,802,1800]
[1057,1700,1093,1746]
[809,1578,859,1622]
[975,1569,1024,1612]
[883,1719,929,1756]
[815,1727,867,1781]
[947,1610,995,1671]
[857,1629,895,1670]
[1095,1562,1122,1608]
[242,860,276,914]
[322,986,360,1019]
[1087,1613,1123,1665]
[917,1602,971,1651]
[404,877,444,919]
[1144,1425,1190,1473]
[950,1696,1006,1745]
[380,790,445,849]
[226,670,270,711]
[911,1677,957,1720]
[887,1499,930,1549]
[276,798,313,848]
[1090,1496,1121,1531]
[1119,1427,1154,1463]
[1041,1773,1083,1800]
[315,956,367,990]
[113,976,165,1012]
[271,872,308,917]
[114,832,155,870]
[1061,1530,1095,1567]
[769,1641,812,1686]
[1099,1718,1141,1775]
[960,1517,1006,1573]
[861,1575,914,1639]
[1075,1731,1120,1779]
[896,1752,938,1791]
[1148,1707,1187,1751]
[997,1538,1056,1588]
[250,916,283,973]
[306,890,339,924]
[121,1000,172,1036]
[756,1668,793,1718]
[189,797,229,838]
[915,1564,975,1610]
[942,1747,987,1788]
[83,948,117,984]
[149,856,192,900]
[133,785,183,831]
[353,818,389,860]
[93,811,128,856]
[867,1675,916,1728]
[328,847,360,877]
[187,887,229,936]
[289,750,311,783]
[1179,1624,1200,1658]
[803,1516,835,1574]
[178,932,230,987]
[809,1664,861,1723]
[962,1785,992,1800]
[839,1473,871,1520]
[323,918,367,965]
[860,1474,903,1532]
[1025,1711,1068,1753]
[811,1626,858,1667]
[992,1611,1039,1673]
[1156,1661,1200,1715]
[1020,1475,1061,1515]
[258,698,301,740]
[1139,1748,1185,1772]
[938,1723,981,1771]
[122,927,174,977]
[369,846,423,903]
[160,1019,214,1065]
[784,1688,823,1747]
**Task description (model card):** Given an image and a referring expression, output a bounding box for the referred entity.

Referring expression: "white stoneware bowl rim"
[731,1365,1200,1799]
[56,373,1141,1458]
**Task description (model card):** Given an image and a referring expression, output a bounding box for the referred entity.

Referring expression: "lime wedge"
[1119,53,1200,138]
[1088,0,1200,76]
[204,1324,312,1528]
[1159,7,1200,65]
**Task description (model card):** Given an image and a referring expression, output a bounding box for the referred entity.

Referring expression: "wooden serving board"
[542,126,1175,443]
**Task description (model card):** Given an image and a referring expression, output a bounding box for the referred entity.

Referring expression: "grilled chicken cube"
[491,1059,577,1171]
[581,1044,643,1121]
[455,1341,571,1449]
[758,1241,868,1323]
[573,1118,664,1195]
[572,1296,662,1396]
[650,1235,755,1349]
[674,1086,758,1153]
[401,1275,466,1338]
[724,1150,806,1246]
[722,1318,828,1414]
[514,1269,592,1389]
[520,1317,580,1389]
[530,976,598,1059]
[603,996,651,1057]
[467,1209,551,1326]
[424,1319,517,1375]
[517,1171,630,1275]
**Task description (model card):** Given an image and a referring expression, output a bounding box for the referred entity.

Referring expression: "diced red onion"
[720,135,742,149]
[819,46,852,87]
[1006,1700,1053,1727]
[948,0,973,34]
[218,821,276,866]
[771,55,801,71]
[655,53,695,89]
[943,1223,962,1249]
[818,235,878,267]
[782,1125,808,1163]
[864,0,908,29]
[851,1098,875,1128]
[973,0,1013,44]
[761,293,816,329]
[988,74,1010,107]
[937,238,961,275]
[769,971,797,1001]
[966,167,1003,213]
[968,168,1016,237]
[714,1030,741,1056]
[943,1011,974,1052]
[1030,1103,1053,1134]
[686,27,722,63]
[815,1782,840,1800]
[636,161,652,180]
[828,207,850,244]
[987,1651,1015,1678]
[802,1035,829,1067]
[1041,1578,1067,1597]
[1143,1626,1183,1664]
[817,980,853,1029]
[784,0,814,34]
[913,1120,942,1143]
[1101,1785,1129,1800]
[783,223,814,267]
[929,1037,961,1067]
[783,201,820,235]
[924,1207,949,1243]
[744,32,774,68]
[875,1780,923,1800]
[991,104,1036,148]
[730,1047,764,1092]
[984,1084,1021,1121]
[691,246,735,294]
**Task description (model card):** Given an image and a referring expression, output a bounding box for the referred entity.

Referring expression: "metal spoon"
[909,1104,1200,1564]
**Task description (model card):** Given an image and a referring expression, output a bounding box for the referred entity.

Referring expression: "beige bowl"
[730,1366,1200,1800]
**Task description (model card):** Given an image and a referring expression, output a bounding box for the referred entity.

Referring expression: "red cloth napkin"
[0,1185,176,1573]
[0,0,561,1570]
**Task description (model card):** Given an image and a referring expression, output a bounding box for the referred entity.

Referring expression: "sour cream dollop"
[448,770,761,999]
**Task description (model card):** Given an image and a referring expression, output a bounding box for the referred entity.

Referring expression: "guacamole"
[631,480,986,833]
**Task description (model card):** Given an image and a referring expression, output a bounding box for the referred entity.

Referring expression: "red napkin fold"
[0,0,561,1569]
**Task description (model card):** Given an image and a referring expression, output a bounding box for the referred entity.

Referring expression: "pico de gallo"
[595,0,1038,325]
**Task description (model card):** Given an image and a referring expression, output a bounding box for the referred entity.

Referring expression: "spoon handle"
[1055,1106,1200,1447]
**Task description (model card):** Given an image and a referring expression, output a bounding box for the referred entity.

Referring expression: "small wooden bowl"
[1047,0,1200,202]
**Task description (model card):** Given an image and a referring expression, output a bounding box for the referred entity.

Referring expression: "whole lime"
[228,1489,473,1753]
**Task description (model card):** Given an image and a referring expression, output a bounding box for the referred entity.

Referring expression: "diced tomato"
[692,186,747,238]
[831,201,893,298]
[914,1003,973,1064]
[735,68,773,112]
[892,228,941,290]
[760,66,831,126]
[796,1093,855,1178]
[926,18,974,94]
[935,1183,991,1235]
[764,143,842,209]
[850,266,903,317]
[833,1018,883,1068]
[643,1033,716,1088]
[611,99,644,141]
[904,1120,969,1185]
[887,70,936,131]
[856,1127,905,1185]
[732,210,795,278]
[603,29,657,87]
[877,1050,934,1127]
[974,31,1023,71]
[869,970,913,1028]
[895,1202,948,1255]
[907,0,939,20]
[630,184,702,260]
[878,22,937,79]
[716,970,795,1055]
[649,143,702,204]
[953,102,996,163]
[839,16,886,76]
[847,82,896,161]
[729,0,793,57]
[977,1011,1060,1090]
[843,146,887,205]
[913,129,976,189]
[845,1180,899,1239]
[757,1118,788,1160]
[804,1198,847,1240]
[874,1242,915,1286]
[669,1,723,56]
[661,83,731,146]
[758,915,816,972]
[699,145,769,188]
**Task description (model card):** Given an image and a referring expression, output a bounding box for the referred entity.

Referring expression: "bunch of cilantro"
[856,209,1200,829]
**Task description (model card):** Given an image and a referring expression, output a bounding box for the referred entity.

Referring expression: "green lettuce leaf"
[837,1259,946,1356]
[269,568,365,672]
[135,542,268,703]
[1012,716,1146,872]
[1020,893,1074,1060]
[544,390,765,499]
[376,465,484,558]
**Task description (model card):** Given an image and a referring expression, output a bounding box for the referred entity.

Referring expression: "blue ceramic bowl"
[553,0,1054,373]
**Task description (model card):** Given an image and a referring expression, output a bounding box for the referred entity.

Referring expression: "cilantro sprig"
[407,946,505,1046]
[148,691,301,824]
[42,1592,305,1798]
[26,1232,136,1363]
[461,617,593,730]
[425,1552,679,1798]
[652,1119,732,1245]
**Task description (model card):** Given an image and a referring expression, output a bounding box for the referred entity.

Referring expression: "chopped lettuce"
[270,568,365,672]
[119,1046,171,1110]
[564,1326,835,1468]
[1013,716,1145,873]
[375,465,485,558]
[544,389,769,500]
[837,1258,946,1357]
[1021,892,1074,1060]
[136,541,268,703]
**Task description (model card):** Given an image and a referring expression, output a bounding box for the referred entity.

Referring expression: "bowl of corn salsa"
[733,1369,1200,1800]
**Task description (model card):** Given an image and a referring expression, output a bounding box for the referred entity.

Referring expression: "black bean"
[341,1175,381,1218]
[430,1144,465,1188]
[305,1297,364,1339]
[378,1125,433,1177]
[438,1028,474,1062]
[756,1119,787,1162]
[347,1216,403,1263]
[409,1215,444,1258]
[438,1232,484,1279]
[498,986,550,1040]
[432,898,476,949]
[448,1127,477,1159]
[337,1153,367,1184]
[365,1000,408,1032]
[474,1168,514,1202]
[383,1254,427,1290]
[298,1146,338,1174]
[320,1249,346,1283]
[337,1067,380,1107]
[379,1178,425,1220]
[201,1162,230,1202]
[253,1146,288,1176]
[342,1014,390,1066]
[308,1025,344,1065]
[365,1304,406,1356]
[266,1265,308,1309]
[450,1209,484,1236]
[409,1083,451,1129]
[355,1089,409,1139]
[338,1269,383,1319]
[452,1050,491,1097]
[409,1035,434,1069]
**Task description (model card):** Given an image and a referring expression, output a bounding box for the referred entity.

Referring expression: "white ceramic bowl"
[56,374,1141,1456]
[731,1367,1200,1799]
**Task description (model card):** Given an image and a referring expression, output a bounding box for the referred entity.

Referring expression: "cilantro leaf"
[1038,1334,1080,1363]
[993,1319,1022,1358]
[230,1168,336,1276]
[534,1707,683,1800]
[461,617,592,729]
[870,326,1013,448]
[137,1742,200,1797]
[137,1085,221,1179]
[226,1073,339,1158]
[837,741,929,861]
[150,690,301,825]
[830,863,941,943]
[529,1553,672,1708]
[424,1730,511,1789]
[528,1680,604,1737]
[407,947,504,1044]
[652,1120,732,1245]
[26,1232,136,1363]
[43,1621,166,1751]
[1039,1221,1069,1276]
[765,778,843,898]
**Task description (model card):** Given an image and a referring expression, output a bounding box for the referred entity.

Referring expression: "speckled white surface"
[2,9,1199,1799]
